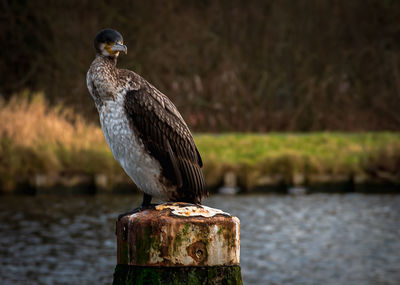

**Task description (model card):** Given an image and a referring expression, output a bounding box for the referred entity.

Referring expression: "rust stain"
[117,202,240,267]
[187,241,208,263]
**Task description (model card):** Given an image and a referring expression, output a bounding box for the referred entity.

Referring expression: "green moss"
[173,223,196,252]
[113,265,242,285]
[173,231,184,253]
[183,223,191,235]
[135,227,160,265]
[187,271,202,285]
[135,268,162,285]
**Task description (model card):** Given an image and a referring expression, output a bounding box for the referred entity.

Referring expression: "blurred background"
[2,0,400,131]
[1,1,399,284]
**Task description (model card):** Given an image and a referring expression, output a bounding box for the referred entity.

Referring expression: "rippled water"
[0,194,399,285]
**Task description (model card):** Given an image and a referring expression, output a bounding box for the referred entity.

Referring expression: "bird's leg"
[117,193,157,220]
[142,193,152,207]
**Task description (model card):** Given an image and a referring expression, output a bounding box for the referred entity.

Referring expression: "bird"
[86,29,207,217]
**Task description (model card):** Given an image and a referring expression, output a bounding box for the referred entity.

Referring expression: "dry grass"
[0,91,101,148]
[0,92,118,190]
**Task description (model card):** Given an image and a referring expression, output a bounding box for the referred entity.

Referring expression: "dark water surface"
[0,194,399,285]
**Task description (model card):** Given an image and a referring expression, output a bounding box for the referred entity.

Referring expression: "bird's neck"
[96,54,118,67]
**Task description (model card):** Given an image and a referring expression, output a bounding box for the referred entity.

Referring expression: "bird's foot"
[117,204,158,221]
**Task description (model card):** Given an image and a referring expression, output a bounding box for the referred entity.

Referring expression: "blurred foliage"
[1,0,400,131]
[0,92,120,190]
[1,93,399,191]
[197,132,400,188]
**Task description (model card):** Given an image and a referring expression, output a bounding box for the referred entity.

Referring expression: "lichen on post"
[113,202,242,284]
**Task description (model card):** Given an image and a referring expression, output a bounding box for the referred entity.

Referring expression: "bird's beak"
[111,42,127,54]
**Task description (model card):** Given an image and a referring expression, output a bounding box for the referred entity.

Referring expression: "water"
[0,194,399,285]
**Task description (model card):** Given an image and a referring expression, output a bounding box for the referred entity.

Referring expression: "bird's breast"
[98,95,171,200]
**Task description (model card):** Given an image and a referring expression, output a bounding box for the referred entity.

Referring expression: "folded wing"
[123,82,206,203]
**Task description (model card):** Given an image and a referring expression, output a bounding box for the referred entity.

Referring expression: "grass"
[1,93,399,192]
[197,133,400,188]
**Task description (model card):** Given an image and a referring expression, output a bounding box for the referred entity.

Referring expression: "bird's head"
[94,29,127,58]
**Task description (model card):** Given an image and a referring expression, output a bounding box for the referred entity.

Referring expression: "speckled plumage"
[87,40,206,203]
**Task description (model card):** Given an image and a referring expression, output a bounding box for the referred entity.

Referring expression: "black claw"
[117,204,158,221]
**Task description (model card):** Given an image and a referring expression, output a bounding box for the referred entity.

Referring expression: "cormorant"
[86,29,207,216]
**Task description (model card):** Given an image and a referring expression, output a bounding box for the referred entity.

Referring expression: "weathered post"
[113,202,242,284]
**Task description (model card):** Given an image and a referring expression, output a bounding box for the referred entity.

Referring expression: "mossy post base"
[114,202,242,285]
[113,264,242,285]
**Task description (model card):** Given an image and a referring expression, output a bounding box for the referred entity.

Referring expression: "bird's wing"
[123,81,206,203]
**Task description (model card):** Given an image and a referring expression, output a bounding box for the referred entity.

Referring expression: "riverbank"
[1,95,399,194]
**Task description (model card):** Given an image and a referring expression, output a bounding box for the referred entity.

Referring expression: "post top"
[155,202,231,218]
[117,202,240,267]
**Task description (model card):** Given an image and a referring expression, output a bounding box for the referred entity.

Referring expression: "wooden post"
[113,202,242,285]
